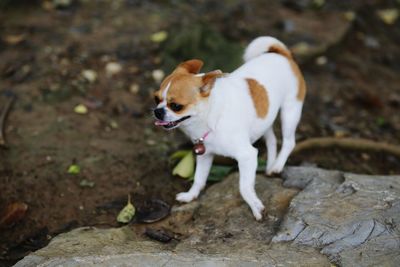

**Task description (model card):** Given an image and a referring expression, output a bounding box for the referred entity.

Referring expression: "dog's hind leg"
[267,100,303,175]
[264,127,277,175]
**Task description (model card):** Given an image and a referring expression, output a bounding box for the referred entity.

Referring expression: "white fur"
[173,36,304,220]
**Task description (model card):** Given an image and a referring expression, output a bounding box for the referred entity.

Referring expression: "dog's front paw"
[250,200,265,221]
[176,191,197,203]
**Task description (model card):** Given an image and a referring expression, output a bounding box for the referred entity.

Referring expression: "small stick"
[0,96,15,148]
[293,137,400,158]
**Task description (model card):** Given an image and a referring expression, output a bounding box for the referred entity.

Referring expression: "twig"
[293,137,400,158]
[0,96,15,148]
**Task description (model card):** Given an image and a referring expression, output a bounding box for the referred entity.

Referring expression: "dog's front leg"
[237,146,265,220]
[176,153,214,203]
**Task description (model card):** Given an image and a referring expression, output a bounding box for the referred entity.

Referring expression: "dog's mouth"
[154,116,191,129]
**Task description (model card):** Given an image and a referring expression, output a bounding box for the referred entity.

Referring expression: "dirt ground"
[1,0,400,266]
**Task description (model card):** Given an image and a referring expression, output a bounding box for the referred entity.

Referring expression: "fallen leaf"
[110,120,118,129]
[343,11,356,22]
[170,150,191,161]
[377,9,399,25]
[79,179,95,188]
[312,0,325,8]
[3,34,26,45]
[74,104,88,114]
[145,228,173,243]
[207,165,234,182]
[0,202,28,228]
[150,31,168,43]
[172,151,195,178]
[117,195,135,223]
[67,164,80,174]
[291,42,311,56]
[136,199,171,223]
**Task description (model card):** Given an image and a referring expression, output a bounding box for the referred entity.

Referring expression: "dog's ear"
[200,70,223,97]
[174,59,204,74]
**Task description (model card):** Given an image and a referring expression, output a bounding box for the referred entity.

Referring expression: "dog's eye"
[154,96,161,104]
[169,102,184,112]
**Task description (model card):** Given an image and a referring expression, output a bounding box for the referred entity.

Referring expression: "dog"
[153,36,306,220]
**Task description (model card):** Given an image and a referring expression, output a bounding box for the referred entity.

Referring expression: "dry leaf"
[3,34,26,45]
[0,202,28,228]
[377,9,399,25]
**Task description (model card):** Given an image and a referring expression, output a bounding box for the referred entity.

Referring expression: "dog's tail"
[243,36,292,62]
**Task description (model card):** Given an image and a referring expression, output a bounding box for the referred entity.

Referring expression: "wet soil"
[0,0,400,265]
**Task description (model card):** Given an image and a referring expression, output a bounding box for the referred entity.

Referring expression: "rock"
[15,167,400,266]
[274,167,400,266]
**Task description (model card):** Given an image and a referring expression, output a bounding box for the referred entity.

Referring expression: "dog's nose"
[154,108,165,120]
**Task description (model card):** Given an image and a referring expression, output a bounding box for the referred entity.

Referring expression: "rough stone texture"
[274,167,400,266]
[15,167,400,267]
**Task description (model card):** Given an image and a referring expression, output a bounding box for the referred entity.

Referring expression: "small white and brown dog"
[153,36,306,220]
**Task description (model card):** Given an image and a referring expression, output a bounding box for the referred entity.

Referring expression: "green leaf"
[117,195,135,224]
[67,164,80,174]
[151,31,168,43]
[207,165,234,182]
[376,117,386,126]
[257,159,267,172]
[172,151,195,178]
[170,150,191,161]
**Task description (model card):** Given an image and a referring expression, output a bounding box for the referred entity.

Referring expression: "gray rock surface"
[274,167,400,266]
[15,167,400,267]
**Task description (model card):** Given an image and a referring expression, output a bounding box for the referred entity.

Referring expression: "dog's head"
[153,59,222,129]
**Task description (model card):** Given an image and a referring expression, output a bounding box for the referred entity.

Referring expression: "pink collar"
[199,130,211,142]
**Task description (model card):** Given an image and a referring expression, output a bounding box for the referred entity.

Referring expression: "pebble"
[291,42,311,57]
[146,139,156,146]
[363,36,380,49]
[152,69,165,83]
[315,56,327,66]
[105,62,122,77]
[81,69,97,83]
[129,83,140,94]
[110,120,119,129]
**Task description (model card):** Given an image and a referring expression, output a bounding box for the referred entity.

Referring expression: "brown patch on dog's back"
[268,44,292,60]
[246,78,269,118]
[268,45,306,101]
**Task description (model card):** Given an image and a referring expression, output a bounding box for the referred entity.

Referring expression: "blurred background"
[0,0,399,265]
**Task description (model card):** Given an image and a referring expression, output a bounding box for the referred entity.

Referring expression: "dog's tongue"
[155,120,169,126]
